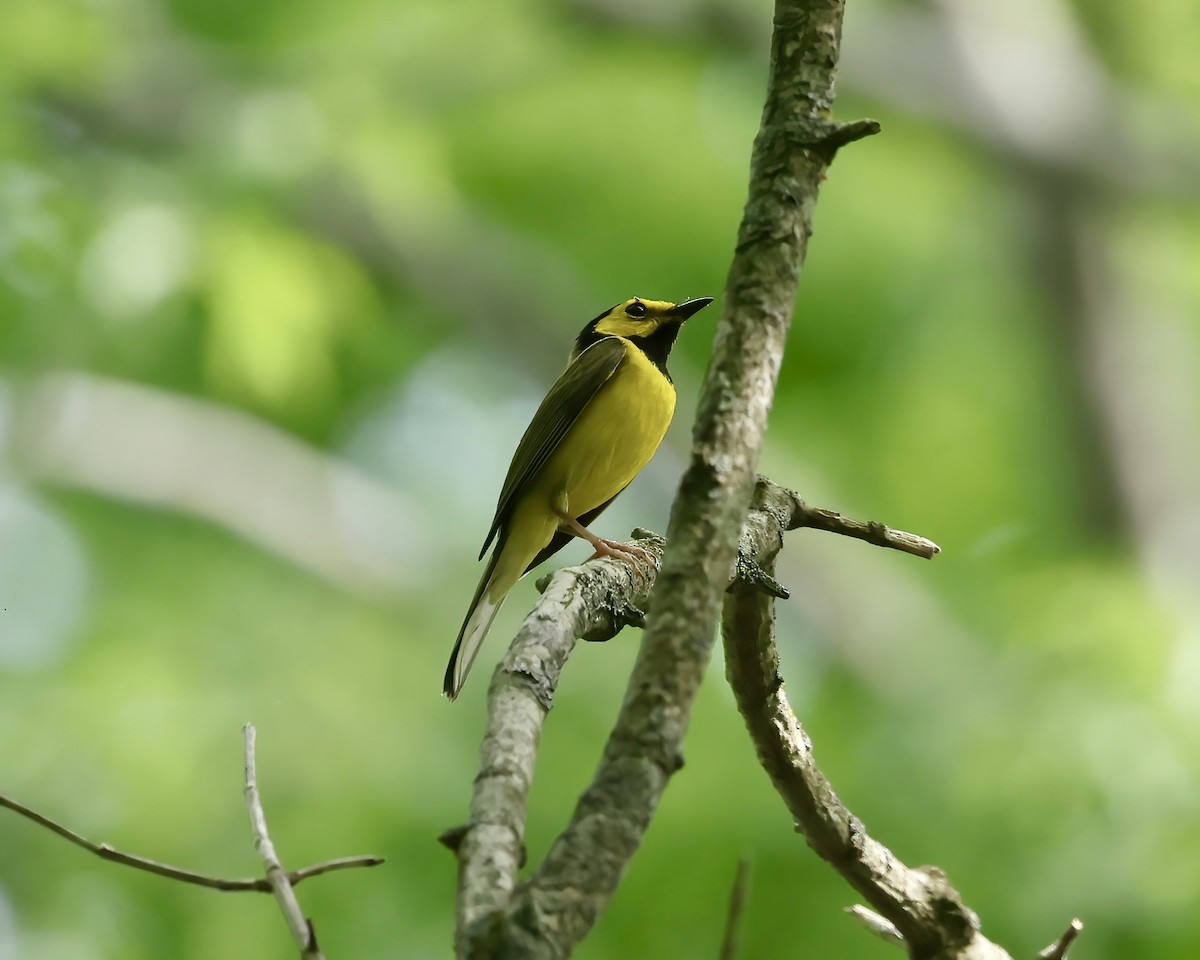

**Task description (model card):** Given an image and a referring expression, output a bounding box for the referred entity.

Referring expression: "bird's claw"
[588,539,655,564]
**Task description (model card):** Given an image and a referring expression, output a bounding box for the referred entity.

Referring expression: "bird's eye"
[626,301,647,319]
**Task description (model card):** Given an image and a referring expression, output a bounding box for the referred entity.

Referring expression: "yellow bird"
[444,295,713,699]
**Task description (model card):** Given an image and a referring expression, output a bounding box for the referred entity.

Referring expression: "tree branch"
[243,724,326,960]
[787,496,940,559]
[449,476,934,955]
[0,792,382,893]
[467,1,870,952]
[448,0,899,951]
[720,496,1077,959]
[2,730,383,957]
[450,539,663,954]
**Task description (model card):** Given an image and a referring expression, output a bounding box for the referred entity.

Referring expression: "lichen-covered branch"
[454,3,873,956]
[447,540,663,955]
[451,0,878,952]
[484,2,871,954]
[452,471,1070,959]
[449,476,932,956]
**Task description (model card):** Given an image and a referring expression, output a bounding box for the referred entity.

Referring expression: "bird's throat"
[628,322,681,381]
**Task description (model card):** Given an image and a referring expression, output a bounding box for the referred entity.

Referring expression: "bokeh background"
[2,0,1199,957]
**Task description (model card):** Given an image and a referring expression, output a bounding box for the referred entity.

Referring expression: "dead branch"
[721,485,1080,959]
[244,724,326,960]
[0,790,381,893]
[1,729,383,958]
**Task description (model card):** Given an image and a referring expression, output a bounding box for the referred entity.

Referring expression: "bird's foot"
[553,509,655,566]
[587,538,654,564]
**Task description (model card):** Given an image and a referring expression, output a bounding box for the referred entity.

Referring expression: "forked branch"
[244,723,326,959]
[449,478,936,956]
[722,486,1081,959]
[0,789,382,894]
[450,1,881,954]
[1,728,384,959]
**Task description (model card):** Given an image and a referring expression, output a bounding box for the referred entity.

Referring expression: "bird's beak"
[669,297,714,321]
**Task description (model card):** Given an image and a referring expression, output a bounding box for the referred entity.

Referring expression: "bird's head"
[573,296,713,375]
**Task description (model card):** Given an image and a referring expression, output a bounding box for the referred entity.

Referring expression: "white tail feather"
[445,591,506,700]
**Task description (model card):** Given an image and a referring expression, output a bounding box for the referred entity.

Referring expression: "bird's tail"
[446,503,561,699]
[444,545,509,700]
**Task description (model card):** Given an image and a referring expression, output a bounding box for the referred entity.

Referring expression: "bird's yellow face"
[593,298,687,339]
[572,296,712,372]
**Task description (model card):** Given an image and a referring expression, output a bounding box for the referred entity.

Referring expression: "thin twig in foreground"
[288,855,384,884]
[0,791,381,892]
[244,724,325,960]
[719,858,753,960]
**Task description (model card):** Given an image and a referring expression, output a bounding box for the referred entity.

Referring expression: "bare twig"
[288,855,386,885]
[0,790,382,893]
[1039,918,1084,960]
[244,724,326,960]
[719,858,753,960]
[789,499,940,559]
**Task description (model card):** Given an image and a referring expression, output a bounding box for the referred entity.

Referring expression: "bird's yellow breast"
[534,339,675,518]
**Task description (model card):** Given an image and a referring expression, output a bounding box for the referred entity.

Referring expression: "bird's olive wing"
[479,336,628,559]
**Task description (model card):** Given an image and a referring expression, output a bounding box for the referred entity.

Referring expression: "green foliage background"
[2,0,1199,957]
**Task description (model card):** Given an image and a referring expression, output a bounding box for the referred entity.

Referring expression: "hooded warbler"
[444,295,713,699]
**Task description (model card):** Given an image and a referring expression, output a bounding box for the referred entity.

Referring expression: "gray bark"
[456,0,876,954]
[723,492,1013,960]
